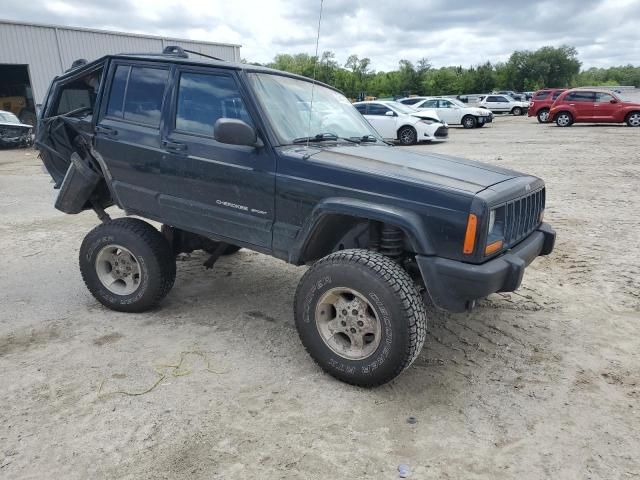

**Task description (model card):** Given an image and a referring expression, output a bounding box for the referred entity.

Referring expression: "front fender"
[289,197,436,264]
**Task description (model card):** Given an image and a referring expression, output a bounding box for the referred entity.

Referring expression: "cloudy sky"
[1,0,639,70]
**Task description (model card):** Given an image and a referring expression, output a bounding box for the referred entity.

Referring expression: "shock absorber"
[379,225,404,258]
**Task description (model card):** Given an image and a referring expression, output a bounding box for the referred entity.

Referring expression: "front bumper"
[416,223,556,312]
[477,114,493,124]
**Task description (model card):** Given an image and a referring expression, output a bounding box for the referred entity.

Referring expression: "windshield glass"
[248,73,380,144]
[0,111,20,123]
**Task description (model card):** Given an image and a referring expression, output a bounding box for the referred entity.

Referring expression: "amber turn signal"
[463,214,477,254]
[485,240,503,255]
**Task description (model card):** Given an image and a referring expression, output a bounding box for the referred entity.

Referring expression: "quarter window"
[595,92,614,103]
[565,91,595,102]
[175,72,252,136]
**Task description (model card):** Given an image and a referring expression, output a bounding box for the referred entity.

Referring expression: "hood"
[286,145,522,194]
[410,109,441,121]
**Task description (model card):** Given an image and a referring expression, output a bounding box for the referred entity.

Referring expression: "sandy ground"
[1,114,639,479]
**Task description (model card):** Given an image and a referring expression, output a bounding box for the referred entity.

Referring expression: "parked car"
[36,46,555,387]
[0,110,33,148]
[353,100,448,145]
[528,88,566,123]
[495,90,525,101]
[399,96,493,128]
[479,95,530,115]
[549,89,640,127]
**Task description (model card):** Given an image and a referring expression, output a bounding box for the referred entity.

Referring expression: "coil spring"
[379,225,403,258]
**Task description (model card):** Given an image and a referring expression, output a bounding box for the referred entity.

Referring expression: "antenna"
[306,0,324,149]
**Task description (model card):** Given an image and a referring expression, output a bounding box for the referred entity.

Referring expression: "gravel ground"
[1,114,639,479]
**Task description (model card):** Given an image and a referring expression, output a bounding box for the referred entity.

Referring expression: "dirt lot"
[1,115,639,479]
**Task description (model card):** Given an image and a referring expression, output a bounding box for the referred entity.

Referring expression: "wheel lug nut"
[341,320,347,326]
[352,309,358,315]
[350,327,356,334]
[342,309,348,315]
[357,321,364,327]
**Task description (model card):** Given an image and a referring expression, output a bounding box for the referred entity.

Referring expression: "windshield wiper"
[292,133,360,144]
[357,134,378,143]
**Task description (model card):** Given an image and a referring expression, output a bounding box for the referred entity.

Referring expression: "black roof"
[60,48,336,92]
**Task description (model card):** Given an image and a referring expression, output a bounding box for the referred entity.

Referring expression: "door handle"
[162,140,187,152]
[96,125,118,136]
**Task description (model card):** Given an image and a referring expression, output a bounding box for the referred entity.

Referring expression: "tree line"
[247,45,639,99]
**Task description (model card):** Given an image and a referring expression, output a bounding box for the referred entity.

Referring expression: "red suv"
[549,89,640,127]
[528,88,566,123]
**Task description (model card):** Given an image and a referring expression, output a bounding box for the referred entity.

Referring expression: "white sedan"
[399,96,493,129]
[353,101,448,145]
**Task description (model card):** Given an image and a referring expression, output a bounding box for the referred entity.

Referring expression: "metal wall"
[0,20,241,105]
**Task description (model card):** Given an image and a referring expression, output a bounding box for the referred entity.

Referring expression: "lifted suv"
[36,47,555,386]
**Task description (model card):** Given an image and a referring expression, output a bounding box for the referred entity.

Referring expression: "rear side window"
[565,91,595,102]
[400,98,422,105]
[354,104,367,114]
[367,104,391,116]
[596,92,614,103]
[534,91,550,100]
[175,72,252,136]
[552,90,564,100]
[106,65,169,127]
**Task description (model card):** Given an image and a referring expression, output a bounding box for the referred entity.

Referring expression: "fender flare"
[289,197,436,264]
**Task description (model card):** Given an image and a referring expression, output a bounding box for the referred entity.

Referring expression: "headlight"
[419,118,437,124]
[488,209,496,233]
[485,207,505,255]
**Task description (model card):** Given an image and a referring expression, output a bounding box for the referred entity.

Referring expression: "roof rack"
[118,45,225,62]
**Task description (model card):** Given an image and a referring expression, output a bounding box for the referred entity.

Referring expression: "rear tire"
[294,249,427,387]
[626,111,640,127]
[398,126,417,145]
[537,108,550,123]
[555,111,573,127]
[461,115,476,129]
[79,218,176,313]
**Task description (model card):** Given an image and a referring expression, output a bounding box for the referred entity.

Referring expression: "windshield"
[248,73,380,144]
[0,111,20,123]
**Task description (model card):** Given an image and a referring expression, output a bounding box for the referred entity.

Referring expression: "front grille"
[0,126,25,137]
[435,126,448,138]
[503,187,545,246]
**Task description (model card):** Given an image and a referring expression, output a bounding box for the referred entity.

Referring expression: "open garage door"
[0,64,37,128]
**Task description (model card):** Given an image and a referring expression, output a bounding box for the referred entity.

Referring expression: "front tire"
[537,108,550,123]
[626,111,640,127]
[511,106,523,116]
[398,126,417,145]
[79,218,176,313]
[294,249,427,387]
[555,112,573,127]
[462,115,477,129]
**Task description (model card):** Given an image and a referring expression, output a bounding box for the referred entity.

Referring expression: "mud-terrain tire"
[294,249,427,387]
[79,218,176,313]
[462,115,477,129]
[398,126,417,145]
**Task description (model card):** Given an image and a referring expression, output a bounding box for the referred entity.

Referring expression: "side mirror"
[385,110,395,116]
[214,118,261,147]
[610,99,618,104]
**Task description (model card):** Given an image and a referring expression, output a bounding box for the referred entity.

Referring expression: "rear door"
[159,66,275,248]
[485,95,509,112]
[565,91,596,120]
[436,99,460,124]
[95,60,171,218]
[364,103,397,139]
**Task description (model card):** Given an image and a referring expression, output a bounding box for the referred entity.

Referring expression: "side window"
[534,91,550,100]
[486,96,499,102]
[354,104,367,114]
[423,100,438,108]
[367,104,391,116]
[566,91,595,102]
[401,98,422,105]
[496,96,509,102]
[438,100,453,108]
[596,92,614,103]
[51,67,103,116]
[105,65,169,127]
[552,90,564,100]
[175,72,252,136]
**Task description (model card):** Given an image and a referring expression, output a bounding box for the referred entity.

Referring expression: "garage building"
[0,19,241,125]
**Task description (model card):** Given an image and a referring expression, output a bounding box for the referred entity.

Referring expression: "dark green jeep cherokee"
[36,47,555,386]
